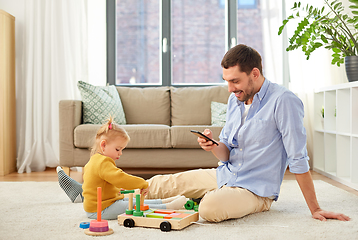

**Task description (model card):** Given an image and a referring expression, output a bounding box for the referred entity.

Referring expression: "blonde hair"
[91,117,130,156]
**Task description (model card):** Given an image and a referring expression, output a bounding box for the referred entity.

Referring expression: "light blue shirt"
[217,79,310,201]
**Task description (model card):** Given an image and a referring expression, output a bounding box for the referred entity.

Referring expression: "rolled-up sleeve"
[274,92,310,174]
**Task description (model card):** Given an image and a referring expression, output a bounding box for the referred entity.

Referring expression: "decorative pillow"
[211,101,227,127]
[77,81,126,125]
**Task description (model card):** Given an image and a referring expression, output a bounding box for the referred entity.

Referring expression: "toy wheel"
[160,221,172,232]
[123,218,135,228]
[185,200,194,210]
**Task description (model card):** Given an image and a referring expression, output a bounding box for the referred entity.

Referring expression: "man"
[147,44,350,223]
[58,44,350,223]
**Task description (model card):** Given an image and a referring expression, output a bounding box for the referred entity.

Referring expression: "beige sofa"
[59,85,231,175]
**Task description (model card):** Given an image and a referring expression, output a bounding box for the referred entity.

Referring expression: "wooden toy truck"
[118,209,199,232]
[118,191,199,231]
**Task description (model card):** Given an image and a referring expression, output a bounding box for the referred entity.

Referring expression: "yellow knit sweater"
[82,153,148,213]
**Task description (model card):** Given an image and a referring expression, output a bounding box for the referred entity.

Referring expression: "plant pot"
[345,56,358,82]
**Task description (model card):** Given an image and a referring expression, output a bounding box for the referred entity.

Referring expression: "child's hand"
[140,187,149,196]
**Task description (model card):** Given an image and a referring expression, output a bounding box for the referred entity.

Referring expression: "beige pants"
[146,168,273,222]
[146,168,217,199]
[199,186,273,222]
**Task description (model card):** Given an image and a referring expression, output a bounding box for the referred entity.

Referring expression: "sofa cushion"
[116,149,219,169]
[171,86,231,125]
[171,125,223,148]
[74,124,171,149]
[77,81,126,124]
[124,124,171,148]
[117,87,170,125]
[211,101,227,126]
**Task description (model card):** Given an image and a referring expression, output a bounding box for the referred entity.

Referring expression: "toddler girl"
[59,118,187,220]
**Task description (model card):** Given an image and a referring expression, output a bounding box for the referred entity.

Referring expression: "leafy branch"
[278,0,358,66]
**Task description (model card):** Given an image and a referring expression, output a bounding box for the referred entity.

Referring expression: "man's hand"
[197,129,217,151]
[312,209,350,221]
[295,171,350,222]
[197,128,230,162]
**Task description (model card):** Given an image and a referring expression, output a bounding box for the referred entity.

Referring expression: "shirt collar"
[256,78,270,103]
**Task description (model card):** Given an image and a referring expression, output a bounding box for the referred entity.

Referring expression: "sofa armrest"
[59,100,82,166]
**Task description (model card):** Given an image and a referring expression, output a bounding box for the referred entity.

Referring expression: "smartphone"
[190,130,219,146]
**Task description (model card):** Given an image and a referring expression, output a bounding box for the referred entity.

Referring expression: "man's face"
[222,65,256,104]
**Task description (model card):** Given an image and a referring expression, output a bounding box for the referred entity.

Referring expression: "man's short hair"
[221,44,263,76]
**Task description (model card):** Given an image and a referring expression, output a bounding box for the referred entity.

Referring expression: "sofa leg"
[62,166,70,176]
[80,167,84,183]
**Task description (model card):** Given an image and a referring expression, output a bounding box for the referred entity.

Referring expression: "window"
[108,0,235,86]
[107,0,283,87]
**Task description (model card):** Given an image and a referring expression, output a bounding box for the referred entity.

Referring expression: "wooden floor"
[0,168,357,196]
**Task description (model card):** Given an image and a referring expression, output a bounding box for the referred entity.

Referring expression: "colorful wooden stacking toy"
[133,194,144,216]
[120,190,135,215]
[84,187,114,236]
[134,192,149,211]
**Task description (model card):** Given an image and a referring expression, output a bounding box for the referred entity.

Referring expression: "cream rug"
[0,180,357,240]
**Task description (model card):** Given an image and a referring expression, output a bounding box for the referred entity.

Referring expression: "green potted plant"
[278,0,358,82]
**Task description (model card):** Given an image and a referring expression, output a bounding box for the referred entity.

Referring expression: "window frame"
[107,0,116,86]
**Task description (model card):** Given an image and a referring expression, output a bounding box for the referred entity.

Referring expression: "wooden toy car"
[118,209,199,232]
[118,192,199,231]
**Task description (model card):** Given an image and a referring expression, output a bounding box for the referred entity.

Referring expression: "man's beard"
[236,77,255,103]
